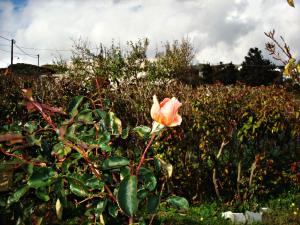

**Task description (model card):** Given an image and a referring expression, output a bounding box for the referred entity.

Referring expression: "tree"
[201,63,214,84]
[213,62,238,85]
[238,47,278,86]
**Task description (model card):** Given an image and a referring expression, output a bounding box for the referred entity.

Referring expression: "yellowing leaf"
[56,198,62,220]
[284,58,296,76]
[287,0,295,7]
[296,61,300,74]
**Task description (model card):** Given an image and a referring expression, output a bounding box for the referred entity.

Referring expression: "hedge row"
[1,76,300,203]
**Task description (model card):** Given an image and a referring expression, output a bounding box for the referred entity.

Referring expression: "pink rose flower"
[150,95,182,127]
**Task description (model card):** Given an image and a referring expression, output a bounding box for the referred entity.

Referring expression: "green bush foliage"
[0,91,189,224]
[108,82,300,202]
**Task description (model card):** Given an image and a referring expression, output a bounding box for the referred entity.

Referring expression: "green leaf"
[95,109,107,120]
[133,126,151,139]
[120,166,130,180]
[102,156,129,170]
[147,194,160,214]
[166,196,189,211]
[85,177,105,190]
[7,186,29,206]
[137,189,148,200]
[65,124,79,143]
[35,188,50,202]
[52,142,72,158]
[67,176,89,197]
[98,132,110,144]
[108,203,119,218]
[117,175,138,217]
[76,109,94,124]
[154,157,161,172]
[108,112,122,135]
[28,167,55,189]
[139,167,157,191]
[26,134,42,147]
[68,96,84,117]
[95,200,107,215]
[121,127,130,139]
[24,121,38,133]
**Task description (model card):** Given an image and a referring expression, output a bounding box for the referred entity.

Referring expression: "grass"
[154,192,300,225]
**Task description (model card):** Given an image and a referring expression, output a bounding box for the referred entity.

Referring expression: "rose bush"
[0,90,188,225]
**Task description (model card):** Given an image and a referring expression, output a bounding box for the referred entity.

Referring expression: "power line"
[17,46,72,52]
[0,35,10,42]
[0,48,36,57]
[14,43,38,58]
[0,48,11,54]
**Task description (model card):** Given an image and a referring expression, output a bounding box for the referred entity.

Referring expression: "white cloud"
[0,0,299,67]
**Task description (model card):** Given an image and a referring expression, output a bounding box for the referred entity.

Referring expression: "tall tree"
[238,47,278,86]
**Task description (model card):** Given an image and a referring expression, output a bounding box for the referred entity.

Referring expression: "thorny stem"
[136,133,156,177]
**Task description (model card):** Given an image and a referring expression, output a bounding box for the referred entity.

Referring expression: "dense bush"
[1,38,300,224]
[108,82,300,202]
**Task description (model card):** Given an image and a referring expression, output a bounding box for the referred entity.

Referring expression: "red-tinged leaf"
[40,103,66,115]
[26,102,65,115]
[0,134,24,143]
[22,88,33,101]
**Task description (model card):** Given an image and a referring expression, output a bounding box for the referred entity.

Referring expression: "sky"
[0,0,299,68]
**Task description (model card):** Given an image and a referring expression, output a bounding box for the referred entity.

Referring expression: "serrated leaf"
[102,156,129,170]
[133,126,151,139]
[68,96,84,117]
[166,196,189,211]
[147,194,160,214]
[7,186,29,206]
[28,167,55,189]
[117,175,138,217]
[67,176,89,197]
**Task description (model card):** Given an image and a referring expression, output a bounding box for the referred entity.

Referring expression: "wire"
[17,46,72,52]
[14,44,38,58]
[0,35,10,42]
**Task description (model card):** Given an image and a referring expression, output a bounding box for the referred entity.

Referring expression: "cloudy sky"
[0,0,299,67]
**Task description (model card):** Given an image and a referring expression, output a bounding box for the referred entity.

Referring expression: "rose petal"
[150,95,161,122]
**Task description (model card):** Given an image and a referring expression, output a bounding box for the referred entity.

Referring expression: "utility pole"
[10,39,15,66]
[37,54,40,66]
